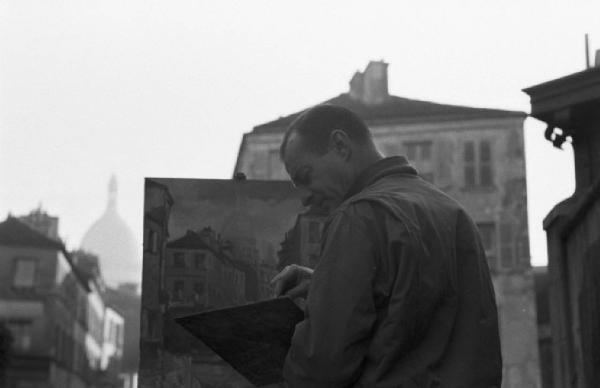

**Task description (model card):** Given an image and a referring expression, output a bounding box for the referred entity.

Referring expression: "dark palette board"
[176,297,304,386]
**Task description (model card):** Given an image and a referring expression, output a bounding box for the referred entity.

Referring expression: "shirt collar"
[344,156,418,200]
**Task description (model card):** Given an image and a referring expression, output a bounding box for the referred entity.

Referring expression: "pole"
[585,34,590,69]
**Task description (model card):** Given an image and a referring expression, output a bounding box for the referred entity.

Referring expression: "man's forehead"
[283,132,307,168]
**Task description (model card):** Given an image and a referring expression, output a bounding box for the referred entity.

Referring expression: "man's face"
[282,132,352,213]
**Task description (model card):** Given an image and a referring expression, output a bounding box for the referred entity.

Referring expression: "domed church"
[81,175,140,288]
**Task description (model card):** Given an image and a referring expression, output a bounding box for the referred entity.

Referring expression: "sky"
[1,1,598,266]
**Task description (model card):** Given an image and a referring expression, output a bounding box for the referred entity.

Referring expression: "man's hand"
[271,264,314,299]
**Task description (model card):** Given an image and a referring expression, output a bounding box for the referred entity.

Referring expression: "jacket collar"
[344,156,418,200]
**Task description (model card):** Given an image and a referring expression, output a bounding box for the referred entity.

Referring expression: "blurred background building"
[0,175,141,388]
[81,175,140,288]
[0,212,125,387]
[79,177,141,388]
[235,60,544,388]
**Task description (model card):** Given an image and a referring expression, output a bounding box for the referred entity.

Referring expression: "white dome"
[81,176,140,287]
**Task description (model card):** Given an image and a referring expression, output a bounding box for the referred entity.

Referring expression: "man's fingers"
[270,265,292,285]
[271,265,295,296]
[285,280,310,300]
[292,297,307,312]
[270,264,314,297]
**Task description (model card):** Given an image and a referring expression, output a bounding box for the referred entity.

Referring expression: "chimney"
[349,71,364,100]
[595,49,600,67]
[349,60,389,105]
[18,206,60,240]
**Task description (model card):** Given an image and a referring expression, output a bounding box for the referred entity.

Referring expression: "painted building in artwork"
[140,179,173,376]
[277,211,326,270]
[235,61,541,388]
[257,263,278,300]
[164,228,246,310]
[0,215,125,388]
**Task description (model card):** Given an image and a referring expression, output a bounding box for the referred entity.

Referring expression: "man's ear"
[328,129,351,160]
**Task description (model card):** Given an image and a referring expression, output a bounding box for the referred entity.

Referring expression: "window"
[149,230,158,253]
[173,281,184,301]
[464,142,476,187]
[173,252,185,268]
[267,148,283,179]
[109,321,117,343]
[381,142,402,157]
[500,222,515,269]
[13,258,36,288]
[405,143,417,160]
[193,282,204,305]
[421,142,432,160]
[7,321,32,351]
[116,323,123,347]
[404,141,433,161]
[308,221,321,243]
[194,253,206,269]
[464,140,494,188]
[477,223,496,269]
[205,256,214,270]
[147,310,159,340]
[480,141,493,187]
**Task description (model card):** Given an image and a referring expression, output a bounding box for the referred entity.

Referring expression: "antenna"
[585,33,590,69]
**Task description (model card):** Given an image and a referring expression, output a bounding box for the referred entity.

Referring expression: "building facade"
[165,229,246,311]
[235,61,541,388]
[277,212,326,270]
[524,63,600,388]
[0,215,125,388]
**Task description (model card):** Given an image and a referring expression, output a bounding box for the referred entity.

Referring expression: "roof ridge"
[251,92,526,133]
[0,216,65,249]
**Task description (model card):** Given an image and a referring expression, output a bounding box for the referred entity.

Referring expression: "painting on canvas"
[139,178,325,388]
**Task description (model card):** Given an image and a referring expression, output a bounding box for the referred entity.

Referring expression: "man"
[271,104,502,387]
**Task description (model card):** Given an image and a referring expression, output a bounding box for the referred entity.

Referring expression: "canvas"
[139,178,325,388]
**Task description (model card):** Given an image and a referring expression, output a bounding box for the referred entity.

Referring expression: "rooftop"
[252,60,525,134]
[167,230,215,251]
[0,216,91,292]
[0,216,64,250]
[253,94,525,134]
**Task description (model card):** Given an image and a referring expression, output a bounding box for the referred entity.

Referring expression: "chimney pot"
[348,60,389,105]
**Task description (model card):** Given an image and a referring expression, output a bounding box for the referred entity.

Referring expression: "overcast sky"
[1,1,598,266]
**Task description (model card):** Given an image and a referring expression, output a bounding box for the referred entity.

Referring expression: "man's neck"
[351,149,384,179]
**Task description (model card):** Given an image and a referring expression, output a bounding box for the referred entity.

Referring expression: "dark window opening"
[173,253,185,268]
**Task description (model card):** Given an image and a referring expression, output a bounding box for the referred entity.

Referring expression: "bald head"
[280,104,374,159]
[278,104,383,213]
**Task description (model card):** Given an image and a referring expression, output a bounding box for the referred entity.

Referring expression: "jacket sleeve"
[282,204,378,387]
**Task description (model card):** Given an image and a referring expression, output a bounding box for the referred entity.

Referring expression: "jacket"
[283,156,502,388]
